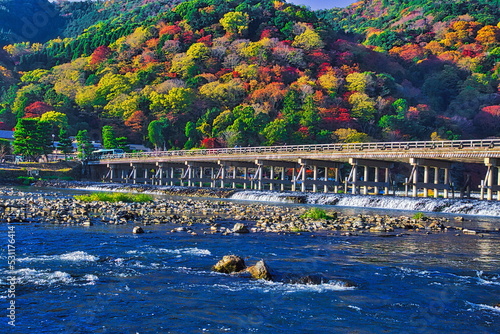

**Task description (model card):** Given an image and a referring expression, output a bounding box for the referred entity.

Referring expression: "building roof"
[0,130,14,140]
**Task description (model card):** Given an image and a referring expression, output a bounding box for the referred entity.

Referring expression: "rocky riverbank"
[0,186,493,235]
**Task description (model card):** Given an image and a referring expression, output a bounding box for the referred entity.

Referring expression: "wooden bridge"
[87,139,500,200]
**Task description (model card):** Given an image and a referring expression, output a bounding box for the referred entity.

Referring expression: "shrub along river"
[0,184,499,333]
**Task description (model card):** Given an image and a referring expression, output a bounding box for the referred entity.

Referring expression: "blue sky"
[288,0,355,10]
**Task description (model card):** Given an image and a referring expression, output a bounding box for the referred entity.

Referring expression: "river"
[0,186,499,333]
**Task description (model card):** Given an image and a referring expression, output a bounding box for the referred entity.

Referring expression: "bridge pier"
[407,158,452,198]
[347,159,393,195]
[297,159,343,193]
[480,158,500,200]
[129,163,156,184]
[255,160,297,191]
[184,161,220,187]
[105,164,132,183]
[156,162,186,186]
[217,161,256,189]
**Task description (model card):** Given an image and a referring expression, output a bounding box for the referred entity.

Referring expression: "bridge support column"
[480,158,500,200]
[408,158,452,198]
[256,160,297,191]
[109,165,115,182]
[348,159,393,195]
[132,165,137,184]
[218,161,256,189]
[296,159,342,193]
[184,161,220,188]
[156,162,185,186]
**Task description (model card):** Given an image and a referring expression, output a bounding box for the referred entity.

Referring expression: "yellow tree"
[220,12,250,36]
[292,28,324,51]
[39,111,68,130]
[346,72,375,93]
[348,92,377,122]
[476,25,500,47]
[318,71,341,94]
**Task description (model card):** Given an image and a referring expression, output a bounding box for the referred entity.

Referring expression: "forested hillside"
[1,0,500,152]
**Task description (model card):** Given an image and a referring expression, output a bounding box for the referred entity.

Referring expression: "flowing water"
[1,187,499,333]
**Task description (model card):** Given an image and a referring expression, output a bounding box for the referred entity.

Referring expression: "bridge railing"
[89,139,500,161]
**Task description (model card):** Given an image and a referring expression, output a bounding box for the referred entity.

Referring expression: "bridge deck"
[89,139,500,165]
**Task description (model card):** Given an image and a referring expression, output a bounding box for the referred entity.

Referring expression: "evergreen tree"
[13,118,42,161]
[102,125,117,149]
[58,128,74,159]
[115,136,129,152]
[147,119,169,150]
[37,120,54,160]
[75,129,93,160]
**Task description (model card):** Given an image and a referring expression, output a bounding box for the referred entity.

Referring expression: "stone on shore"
[232,222,250,233]
[212,255,246,274]
[246,259,273,280]
[132,226,144,234]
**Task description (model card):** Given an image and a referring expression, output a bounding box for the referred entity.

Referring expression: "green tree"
[75,129,93,160]
[37,120,54,159]
[184,121,201,149]
[261,119,289,145]
[148,119,169,150]
[13,118,52,161]
[58,128,73,159]
[13,118,40,161]
[102,125,118,149]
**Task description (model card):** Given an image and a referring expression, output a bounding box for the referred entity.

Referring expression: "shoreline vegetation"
[74,192,154,203]
[0,181,496,235]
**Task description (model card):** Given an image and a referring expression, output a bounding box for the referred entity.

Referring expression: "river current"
[1,187,499,333]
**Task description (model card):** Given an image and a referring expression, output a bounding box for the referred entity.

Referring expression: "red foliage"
[482,105,500,116]
[24,101,53,118]
[182,31,195,44]
[297,126,310,136]
[319,108,353,130]
[159,24,181,36]
[90,46,112,65]
[308,50,330,65]
[462,50,475,57]
[201,138,221,149]
[232,71,240,78]
[260,28,275,39]
[318,63,333,76]
[197,35,213,46]
[215,68,232,78]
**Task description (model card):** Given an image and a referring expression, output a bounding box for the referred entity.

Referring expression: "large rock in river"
[133,226,144,234]
[212,255,246,274]
[246,259,273,281]
[232,223,250,233]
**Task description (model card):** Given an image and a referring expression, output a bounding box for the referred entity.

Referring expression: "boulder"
[232,223,250,234]
[132,226,144,234]
[212,255,246,274]
[293,274,326,285]
[246,259,273,281]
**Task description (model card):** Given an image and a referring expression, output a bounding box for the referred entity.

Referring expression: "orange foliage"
[159,23,182,37]
[24,101,53,118]
[390,44,426,62]
[476,25,500,47]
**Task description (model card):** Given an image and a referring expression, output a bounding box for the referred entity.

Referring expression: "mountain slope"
[1,0,500,148]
